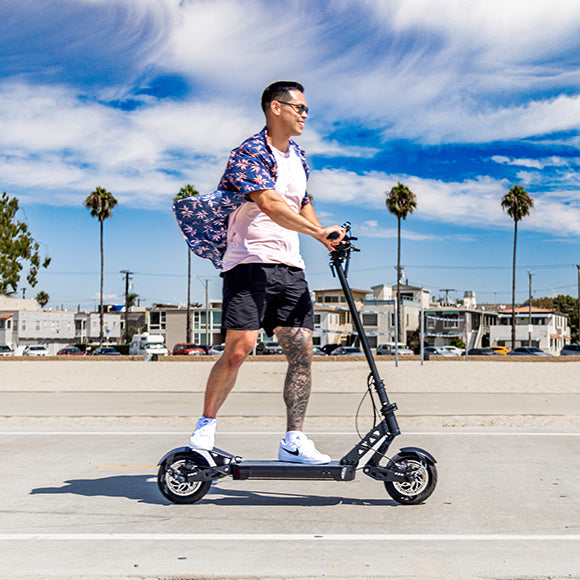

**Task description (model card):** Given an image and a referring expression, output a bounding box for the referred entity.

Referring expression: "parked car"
[0,345,14,357]
[376,344,414,355]
[467,348,496,356]
[207,344,225,356]
[444,346,464,356]
[490,346,509,355]
[22,345,49,356]
[57,346,83,356]
[507,347,552,356]
[172,343,206,356]
[256,341,283,355]
[91,346,121,356]
[331,346,363,356]
[561,344,580,356]
[321,343,341,355]
[312,346,327,356]
[424,346,458,357]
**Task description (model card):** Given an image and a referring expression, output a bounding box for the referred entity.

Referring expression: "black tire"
[157,451,212,504]
[384,453,438,505]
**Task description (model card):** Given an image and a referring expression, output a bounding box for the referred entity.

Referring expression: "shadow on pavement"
[30,475,398,507]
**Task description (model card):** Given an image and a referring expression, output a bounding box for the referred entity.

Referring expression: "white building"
[0,308,122,355]
[490,306,570,355]
[423,306,498,350]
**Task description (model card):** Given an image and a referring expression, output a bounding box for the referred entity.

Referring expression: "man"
[189,81,344,464]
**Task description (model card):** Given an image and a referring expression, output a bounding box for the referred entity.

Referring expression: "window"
[314,314,321,326]
[324,295,340,303]
[149,311,166,330]
[362,313,377,326]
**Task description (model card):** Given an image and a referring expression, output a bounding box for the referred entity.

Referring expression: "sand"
[0,359,578,430]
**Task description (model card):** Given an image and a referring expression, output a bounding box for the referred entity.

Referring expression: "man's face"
[275,90,308,136]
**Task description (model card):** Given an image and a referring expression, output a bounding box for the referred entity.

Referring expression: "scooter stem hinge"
[382,402,398,415]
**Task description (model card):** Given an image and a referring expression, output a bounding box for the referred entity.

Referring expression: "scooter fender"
[399,446,437,465]
[157,446,217,467]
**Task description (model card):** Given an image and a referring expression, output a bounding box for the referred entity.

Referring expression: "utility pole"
[577,265,580,343]
[527,270,534,347]
[121,270,133,343]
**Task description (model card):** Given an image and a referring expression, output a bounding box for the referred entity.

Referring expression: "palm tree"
[84,186,118,345]
[386,182,417,343]
[35,290,49,308]
[174,184,200,343]
[501,185,534,350]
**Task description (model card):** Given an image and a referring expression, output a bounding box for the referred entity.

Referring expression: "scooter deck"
[231,460,356,481]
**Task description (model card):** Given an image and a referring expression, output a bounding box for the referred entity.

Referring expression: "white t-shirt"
[221,146,307,272]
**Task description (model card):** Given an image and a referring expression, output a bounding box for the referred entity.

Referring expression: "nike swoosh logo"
[284,448,300,455]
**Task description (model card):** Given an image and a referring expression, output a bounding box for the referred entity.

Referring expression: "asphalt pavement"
[0,360,578,579]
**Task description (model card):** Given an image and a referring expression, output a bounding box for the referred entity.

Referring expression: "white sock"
[285,430,303,443]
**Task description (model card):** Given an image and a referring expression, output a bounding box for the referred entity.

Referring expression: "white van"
[376,342,414,355]
[129,333,168,357]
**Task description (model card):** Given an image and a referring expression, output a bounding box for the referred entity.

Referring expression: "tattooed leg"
[274,326,313,431]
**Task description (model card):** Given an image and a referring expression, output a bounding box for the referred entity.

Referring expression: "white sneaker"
[189,417,216,450]
[278,433,331,465]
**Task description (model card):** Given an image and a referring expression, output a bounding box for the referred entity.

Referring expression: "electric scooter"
[157,224,437,505]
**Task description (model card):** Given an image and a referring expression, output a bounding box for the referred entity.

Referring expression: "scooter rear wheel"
[157,451,211,504]
[384,452,437,505]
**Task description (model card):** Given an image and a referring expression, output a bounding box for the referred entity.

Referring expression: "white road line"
[0,431,578,436]
[0,533,578,542]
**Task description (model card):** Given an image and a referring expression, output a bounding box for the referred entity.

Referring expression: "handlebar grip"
[327,231,340,240]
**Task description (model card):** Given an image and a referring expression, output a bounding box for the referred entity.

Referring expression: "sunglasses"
[277,101,309,115]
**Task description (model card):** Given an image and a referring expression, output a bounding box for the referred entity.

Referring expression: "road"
[0,360,578,579]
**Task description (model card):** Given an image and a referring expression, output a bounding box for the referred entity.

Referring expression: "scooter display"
[157,224,437,505]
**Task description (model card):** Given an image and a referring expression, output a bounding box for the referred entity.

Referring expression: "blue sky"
[2,0,580,310]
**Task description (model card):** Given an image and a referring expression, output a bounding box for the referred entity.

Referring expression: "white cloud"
[491,156,544,170]
[310,167,580,237]
[359,220,436,242]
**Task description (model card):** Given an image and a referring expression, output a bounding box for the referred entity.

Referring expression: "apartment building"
[312,284,428,349]
[423,306,498,350]
[147,302,224,351]
[490,306,570,354]
[0,303,122,355]
[312,287,368,348]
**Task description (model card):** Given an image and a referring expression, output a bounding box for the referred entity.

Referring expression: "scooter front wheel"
[384,452,437,505]
[157,451,211,504]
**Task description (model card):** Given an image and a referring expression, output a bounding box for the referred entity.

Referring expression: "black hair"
[261,81,304,113]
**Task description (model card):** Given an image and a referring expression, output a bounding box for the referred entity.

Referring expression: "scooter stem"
[330,247,401,436]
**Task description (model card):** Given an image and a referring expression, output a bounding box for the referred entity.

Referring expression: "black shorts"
[222,263,314,337]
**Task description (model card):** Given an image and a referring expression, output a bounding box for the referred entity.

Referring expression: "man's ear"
[269,100,282,117]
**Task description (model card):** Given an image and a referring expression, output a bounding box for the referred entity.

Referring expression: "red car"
[172,343,206,356]
[57,346,84,356]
